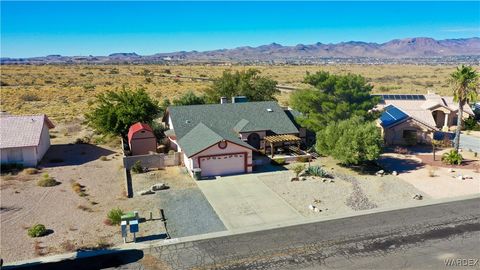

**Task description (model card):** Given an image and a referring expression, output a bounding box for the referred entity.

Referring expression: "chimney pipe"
[220,97,228,104]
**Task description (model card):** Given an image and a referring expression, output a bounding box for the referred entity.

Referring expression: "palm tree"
[449,65,479,152]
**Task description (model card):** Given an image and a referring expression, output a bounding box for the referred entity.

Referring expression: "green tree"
[316,117,382,165]
[205,69,279,103]
[172,90,206,106]
[290,71,379,131]
[448,65,479,152]
[86,87,160,135]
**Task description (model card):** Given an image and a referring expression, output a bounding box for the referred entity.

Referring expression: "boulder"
[448,168,455,173]
[138,189,155,196]
[151,183,168,191]
[376,170,384,176]
[308,204,315,211]
[457,175,464,180]
[329,179,335,183]
[413,194,423,200]
[322,178,328,182]
[392,171,398,176]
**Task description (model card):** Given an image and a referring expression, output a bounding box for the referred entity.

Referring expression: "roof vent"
[266,108,273,112]
[185,120,191,124]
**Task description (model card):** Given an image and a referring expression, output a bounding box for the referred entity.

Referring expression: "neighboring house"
[163,99,302,177]
[376,93,474,145]
[127,122,157,156]
[0,114,55,167]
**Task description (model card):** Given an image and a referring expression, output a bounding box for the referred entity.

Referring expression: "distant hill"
[2,37,479,64]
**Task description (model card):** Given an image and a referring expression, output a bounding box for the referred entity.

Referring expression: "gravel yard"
[259,157,429,218]
[159,188,226,238]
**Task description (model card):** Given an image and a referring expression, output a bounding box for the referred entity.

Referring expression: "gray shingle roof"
[0,114,54,149]
[168,101,299,156]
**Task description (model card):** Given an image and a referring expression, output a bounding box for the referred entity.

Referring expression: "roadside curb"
[5,193,480,267]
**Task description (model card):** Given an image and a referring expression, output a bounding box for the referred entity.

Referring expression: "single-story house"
[162,98,304,178]
[0,114,55,167]
[376,93,474,145]
[127,122,157,155]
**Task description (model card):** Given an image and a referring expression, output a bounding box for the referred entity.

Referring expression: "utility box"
[193,168,202,180]
[129,220,139,233]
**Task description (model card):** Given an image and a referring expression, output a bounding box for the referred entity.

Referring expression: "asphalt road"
[8,198,480,270]
[128,197,480,270]
[460,134,480,153]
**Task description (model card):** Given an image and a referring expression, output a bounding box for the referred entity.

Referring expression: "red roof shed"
[127,122,156,155]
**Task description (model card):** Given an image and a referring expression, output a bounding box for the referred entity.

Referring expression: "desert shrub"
[106,208,124,225]
[99,156,108,161]
[37,174,59,187]
[131,160,144,174]
[71,182,82,193]
[20,93,41,102]
[24,168,39,175]
[464,116,480,131]
[305,165,330,177]
[427,166,437,177]
[27,224,47,237]
[296,156,310,163]
[271,158,286,166]
[291,164,306,178]
[168,150,176,155]
[441,150,463,165]
[74,137,90,144]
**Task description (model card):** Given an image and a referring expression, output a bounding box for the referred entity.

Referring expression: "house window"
[403,130,417,138]
[218,141,227,149]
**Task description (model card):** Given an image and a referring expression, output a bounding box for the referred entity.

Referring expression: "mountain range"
[2,37,479,64]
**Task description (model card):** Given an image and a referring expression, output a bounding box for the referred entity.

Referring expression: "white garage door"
[199,153,245,177]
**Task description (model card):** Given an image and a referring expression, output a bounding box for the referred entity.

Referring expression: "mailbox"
[129,220,139,233]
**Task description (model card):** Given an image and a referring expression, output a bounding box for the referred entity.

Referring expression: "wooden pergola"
[264,134,301,157]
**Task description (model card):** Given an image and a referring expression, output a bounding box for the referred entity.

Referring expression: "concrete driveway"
[196,173,303,230]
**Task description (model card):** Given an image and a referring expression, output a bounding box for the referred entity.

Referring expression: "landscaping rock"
[322,178,328,182]
[413,194,423,200]
[308,204,315,211]
[375,170,384,176]
[151,183,168,191]
[392,171,398,176]
[138,189,155,196]
[457,175,464,180]
[329,179,335,183]
[448,168,455,173]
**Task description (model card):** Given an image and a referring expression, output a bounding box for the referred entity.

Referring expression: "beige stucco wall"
[383,120,433,145]
[188,141,253,174]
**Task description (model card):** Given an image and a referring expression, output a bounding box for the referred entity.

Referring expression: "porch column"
[270,142,274,158]
[442,113,450,132]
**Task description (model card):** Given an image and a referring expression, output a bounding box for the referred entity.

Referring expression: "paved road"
[460,134,480,153]
[128,197,480,270]
[7,198,480,270]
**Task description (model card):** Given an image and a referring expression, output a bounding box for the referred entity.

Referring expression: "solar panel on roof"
[406,95,413,100]
[379,105,409,127]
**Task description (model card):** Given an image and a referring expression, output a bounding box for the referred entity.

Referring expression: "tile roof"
[168,101,299,156]
[0,114,54,149]
[376,93,474,130]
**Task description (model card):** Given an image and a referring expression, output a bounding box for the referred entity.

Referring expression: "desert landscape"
[0,64,469,124]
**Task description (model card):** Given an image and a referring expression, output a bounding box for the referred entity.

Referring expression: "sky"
[1,1,479,58]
